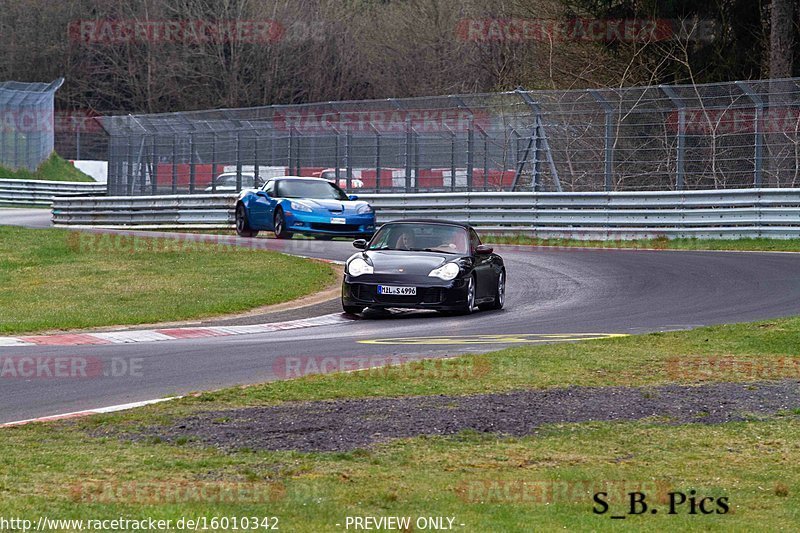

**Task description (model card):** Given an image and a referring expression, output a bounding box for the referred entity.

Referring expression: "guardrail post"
[736,81,764,187]
[590,89,615,191]
[171,134,178,194]
[661,85,686,190]
[189,132,197,194]
[235,131,243,191]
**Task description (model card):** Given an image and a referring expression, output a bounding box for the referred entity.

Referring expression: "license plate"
[378,285,416,296]
[330,217,346,224]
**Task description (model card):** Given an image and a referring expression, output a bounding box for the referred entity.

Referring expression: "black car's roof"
[381,219,472,229]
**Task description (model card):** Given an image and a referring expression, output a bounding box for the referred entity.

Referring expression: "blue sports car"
[235,176,376,239]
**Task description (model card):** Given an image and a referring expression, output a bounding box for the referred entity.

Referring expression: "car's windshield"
[368,223,470,254]
[276,179,348,200]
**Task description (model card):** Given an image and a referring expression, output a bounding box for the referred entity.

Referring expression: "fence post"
[126,137,135,195]
[590,89,615,191]
[288,126,295,173]
[345,126,352,190]
[371,123,381,192]
[189,132,197,194]
[661,85,685,190]
[253,133,260,187]
[405,116,412,193]
[171,134,178,194]
[413,129,420,193]
[447,126,456,191]
[211,133,218,193]
[467,118,475,190]
[736,81,764,188]
[235,131,243,191]
[151,135,158,195]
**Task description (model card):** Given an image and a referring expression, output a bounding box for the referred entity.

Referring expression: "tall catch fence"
[100,77,800,195]
[0,79,63,171]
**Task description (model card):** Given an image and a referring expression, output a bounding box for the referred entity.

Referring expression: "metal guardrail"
[52,194,235,226]
[0,179,106,207]
[52,189,800,239]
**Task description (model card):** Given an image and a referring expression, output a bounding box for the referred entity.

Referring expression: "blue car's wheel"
[235,204,258,238]
[273,208,293,239]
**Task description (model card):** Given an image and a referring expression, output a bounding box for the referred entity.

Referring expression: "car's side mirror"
[352,239,368,250]
[256,190,268,197]
[349,195,359,201]
[475,244,493,255]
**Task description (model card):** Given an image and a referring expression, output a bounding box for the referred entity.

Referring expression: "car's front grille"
[351,284,444,304]
[311,223,361,232]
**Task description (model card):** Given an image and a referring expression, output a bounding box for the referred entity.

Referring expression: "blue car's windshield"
[368,223,470,254]
[276,179,348,200]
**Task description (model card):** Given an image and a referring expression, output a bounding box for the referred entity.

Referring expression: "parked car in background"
[316,168,364,189]
[205,172,264,192]
[235,176,376,239]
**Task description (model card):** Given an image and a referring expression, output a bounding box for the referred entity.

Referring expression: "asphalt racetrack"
[2,208,800,423]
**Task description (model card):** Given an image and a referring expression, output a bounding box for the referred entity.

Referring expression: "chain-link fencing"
[99,77,800,195]
[0,79,63,171]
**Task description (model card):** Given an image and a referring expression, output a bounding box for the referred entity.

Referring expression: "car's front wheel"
[479,269,505,311]
[273,209,293,239]
[235,204,258,238]
[453,275,476,315]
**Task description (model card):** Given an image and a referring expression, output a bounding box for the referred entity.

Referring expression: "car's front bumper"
[342,275,471,311]
[285,211,376,237]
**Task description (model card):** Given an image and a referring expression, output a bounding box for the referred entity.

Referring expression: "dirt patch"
[129,380,800,452]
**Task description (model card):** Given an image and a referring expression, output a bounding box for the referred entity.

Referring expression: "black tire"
[479,269,505,311]
[273,208,293,239]
[454,275,476,315]
[342,302,364,315]
[235,204,258,238]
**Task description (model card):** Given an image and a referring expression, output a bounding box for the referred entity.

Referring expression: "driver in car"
[394,228,416,250]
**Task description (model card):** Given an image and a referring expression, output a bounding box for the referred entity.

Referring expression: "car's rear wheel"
[235,204,258,238]
[273,209,293,239]
[453,275,476,315]
[479,269,505,311]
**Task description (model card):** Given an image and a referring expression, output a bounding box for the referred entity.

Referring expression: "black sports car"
[341,220,506,315]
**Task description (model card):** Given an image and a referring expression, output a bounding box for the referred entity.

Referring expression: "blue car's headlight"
[357,204,373,215]
[428,262,460,281]
[347,257,374,277]
[290,201,313,212]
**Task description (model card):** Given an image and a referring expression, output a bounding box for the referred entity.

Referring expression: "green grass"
[485,234,800,252]
[0,152,95,182]
[0,226,335,334]
[2,317,800,530]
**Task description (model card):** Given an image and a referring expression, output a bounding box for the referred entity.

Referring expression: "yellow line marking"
[359,333,628,345]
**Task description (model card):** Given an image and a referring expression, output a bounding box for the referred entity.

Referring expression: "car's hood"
[290,199,366,213]
[363,250,457,275]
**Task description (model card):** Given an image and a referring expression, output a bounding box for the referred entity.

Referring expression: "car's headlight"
[357,204,373,214]
[290,201,313,212]
[347,257,374,277]
[428,262,460,281]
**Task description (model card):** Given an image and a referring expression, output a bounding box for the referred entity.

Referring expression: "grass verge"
[486,234,800,252]
[2,317,799,530]
[0,226,335,334]
[0,153,95,182]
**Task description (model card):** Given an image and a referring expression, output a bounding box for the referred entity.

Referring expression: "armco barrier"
[0,179,106,207]
[52,189,800,239]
